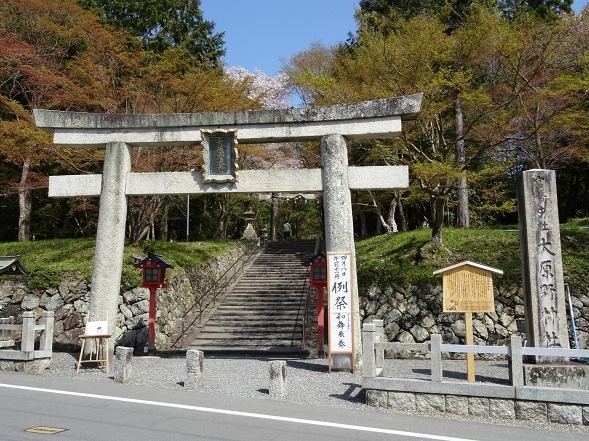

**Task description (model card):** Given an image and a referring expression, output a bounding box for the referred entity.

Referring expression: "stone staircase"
[188,240,316,354]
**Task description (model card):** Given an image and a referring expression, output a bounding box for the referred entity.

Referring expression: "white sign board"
[327,252,354,365]
[85,320,109,336]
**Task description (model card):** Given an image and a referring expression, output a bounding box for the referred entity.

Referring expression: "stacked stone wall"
[2,249,587,355]
[367,390,589,425]
[0,242,249,353]
[359,284,589,351]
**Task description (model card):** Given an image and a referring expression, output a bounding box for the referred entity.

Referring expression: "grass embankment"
[0,238,240,290]
[1,219,587,292]
[356,218,589,290]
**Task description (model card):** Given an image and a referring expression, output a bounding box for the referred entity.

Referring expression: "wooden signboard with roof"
[433,261,503,382]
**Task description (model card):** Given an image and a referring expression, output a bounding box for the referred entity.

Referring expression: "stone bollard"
[269,360,287,399]
[113,346,133,384]
[186,349,204,389]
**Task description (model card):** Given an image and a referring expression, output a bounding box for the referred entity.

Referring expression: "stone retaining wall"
[366,390,589,425]
[2,251,587,354]
[359,284,589,350]
[0,242,250,353]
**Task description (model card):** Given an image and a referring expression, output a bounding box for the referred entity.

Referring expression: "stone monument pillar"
[517,169,569,359]
[270,192,278,241]
[88,142,132,356]
[321,134,361,370]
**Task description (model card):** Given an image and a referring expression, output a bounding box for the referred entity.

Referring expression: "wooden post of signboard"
[433,261,503,383]
[465,312,475,383]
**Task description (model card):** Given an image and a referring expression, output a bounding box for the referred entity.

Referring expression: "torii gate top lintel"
[33,94,423,147]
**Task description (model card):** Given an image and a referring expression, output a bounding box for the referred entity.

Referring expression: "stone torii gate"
[34,94,422,367]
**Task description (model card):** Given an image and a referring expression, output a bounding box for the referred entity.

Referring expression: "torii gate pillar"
[89,142,131,353]
[321,134,360,369]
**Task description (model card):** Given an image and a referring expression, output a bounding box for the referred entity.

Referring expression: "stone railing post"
[21,311,35,353]
[269,360,287,399]
[373,319,385,373]
[509,335,524,387]
[39,311,54,353]
[430,334,442,382]
[114,346,133,383]
[186,349,204,389]
[0,316,13,340]
[362,322,376,378]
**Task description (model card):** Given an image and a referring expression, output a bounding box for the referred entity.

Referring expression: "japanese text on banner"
[328,253,353,352]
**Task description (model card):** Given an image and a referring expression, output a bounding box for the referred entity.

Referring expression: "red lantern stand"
[304,253,328,356]
[133,253,174,354]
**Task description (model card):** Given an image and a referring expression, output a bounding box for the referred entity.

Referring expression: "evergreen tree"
[359,0,574,30]
[77,0,225,66]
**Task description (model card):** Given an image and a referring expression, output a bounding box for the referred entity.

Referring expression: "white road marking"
[0,382,480,441]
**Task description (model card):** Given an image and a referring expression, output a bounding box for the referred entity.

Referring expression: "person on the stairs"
[283,221,292,240]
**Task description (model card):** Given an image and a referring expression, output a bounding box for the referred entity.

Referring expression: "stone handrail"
[0,311,54,361]
[363,320,589,386]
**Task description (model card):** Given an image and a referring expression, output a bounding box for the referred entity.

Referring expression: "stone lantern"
[242,210,258,241]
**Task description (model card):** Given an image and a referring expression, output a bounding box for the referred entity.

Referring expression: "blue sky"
[201,0,588,78]
[200,0,359,76]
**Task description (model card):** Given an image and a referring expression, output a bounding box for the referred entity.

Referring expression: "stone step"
[221,300,303,305]
[248,269,306,272]
[198,321,301,332]
[212,303,304,309]
[214,313,303,318]
[240,276,306,279]
[230,288,306,293]
[219,301,303,307]
[188,344,304,353]
[195,331,301,339]
[205,319,301,326]
[224,294,305,299]
[206,313,302,321]
[230,284,305,288]
[243,262,308,266]
[230,285,306,289]
[190,338,301,347]
[216,293,305,300]
[209,313,303,320]
[240,276,306,278]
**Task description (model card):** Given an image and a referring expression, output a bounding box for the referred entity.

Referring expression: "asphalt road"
[0,371,585,441]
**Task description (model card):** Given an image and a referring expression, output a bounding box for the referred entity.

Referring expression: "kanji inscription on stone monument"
[517,169,569,359]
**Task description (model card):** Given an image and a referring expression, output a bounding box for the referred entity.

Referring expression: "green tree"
[287,12,481,244]
[77,0,225,66]
[499,0,573,20]
[0,0,129,240]
[359,0,473,30]
[359,0,574,27]
[287,6,588,244]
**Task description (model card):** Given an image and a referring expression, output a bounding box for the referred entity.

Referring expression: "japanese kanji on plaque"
[327,251,354,370]
[201,128,239,183]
